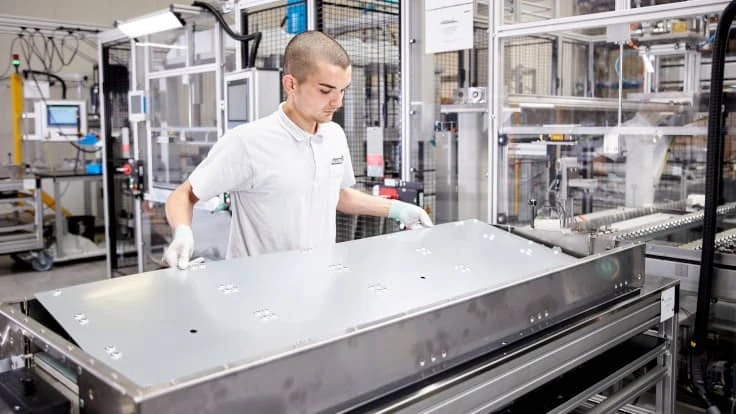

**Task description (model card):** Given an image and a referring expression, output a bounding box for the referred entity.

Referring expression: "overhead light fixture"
[115,5,196,38]
[519,102,555,109]
[135,42,188,50]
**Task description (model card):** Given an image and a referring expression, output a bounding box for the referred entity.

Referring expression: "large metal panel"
[36,220,571,387]
[30,220,645,412]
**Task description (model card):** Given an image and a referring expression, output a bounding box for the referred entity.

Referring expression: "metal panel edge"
[136,244,647,413]
[0,304,140,413]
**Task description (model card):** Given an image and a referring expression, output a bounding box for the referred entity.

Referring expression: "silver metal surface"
[546,342,667,414]
[37,220,576,387]
[17,220,649,413]
[588,366,667,414]
[371,276,678,414]
[614,202,736,241]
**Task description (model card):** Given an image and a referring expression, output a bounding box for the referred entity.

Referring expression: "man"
[164,31,432,269]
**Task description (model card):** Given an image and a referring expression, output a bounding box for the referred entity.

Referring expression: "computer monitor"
[47,104,81,128]
[32,100,87,141]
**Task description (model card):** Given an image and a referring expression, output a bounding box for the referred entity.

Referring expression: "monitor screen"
[47,104,80,127]
[227,80,249,123]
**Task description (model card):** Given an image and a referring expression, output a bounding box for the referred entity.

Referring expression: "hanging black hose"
[689,1,736,413]
[22,69,67,99]
[191,1,262,68]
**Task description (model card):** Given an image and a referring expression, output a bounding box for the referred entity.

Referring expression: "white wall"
[0,0,172,215]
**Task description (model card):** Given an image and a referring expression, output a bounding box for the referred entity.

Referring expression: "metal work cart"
[0,167,50,271]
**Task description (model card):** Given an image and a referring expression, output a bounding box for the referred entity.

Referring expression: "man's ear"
[282,74,297,94]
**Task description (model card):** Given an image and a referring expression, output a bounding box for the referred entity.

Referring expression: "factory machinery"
[0,220,680,413]
[482,2,736,411]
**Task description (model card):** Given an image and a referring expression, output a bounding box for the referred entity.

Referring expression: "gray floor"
[0,255,108,304]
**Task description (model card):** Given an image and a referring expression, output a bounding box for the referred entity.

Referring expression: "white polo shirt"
[188,103,356,258]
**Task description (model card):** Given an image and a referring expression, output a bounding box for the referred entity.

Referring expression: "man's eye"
[320,89,331,94]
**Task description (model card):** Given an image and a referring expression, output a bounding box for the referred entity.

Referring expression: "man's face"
[290,61,352,124]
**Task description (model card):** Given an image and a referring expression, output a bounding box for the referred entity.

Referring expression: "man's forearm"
[165,180,198,229]
[336,187,393,217]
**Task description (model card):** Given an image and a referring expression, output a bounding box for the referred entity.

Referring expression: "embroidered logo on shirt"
[331,155,344,165]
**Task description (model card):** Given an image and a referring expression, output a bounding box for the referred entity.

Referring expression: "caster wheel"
[30,251,53,272]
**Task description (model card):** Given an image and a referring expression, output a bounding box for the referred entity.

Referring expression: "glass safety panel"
[496,12,731,245]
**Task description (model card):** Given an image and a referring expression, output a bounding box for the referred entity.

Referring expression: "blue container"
[286,0,306,34]
[86,163,103,175]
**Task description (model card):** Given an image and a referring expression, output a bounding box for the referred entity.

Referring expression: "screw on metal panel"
[529,316,535,323]
[419,360,425,367]
[73,313,89,325]
[537,313,542,320]
[254,309,278,322]
[217,283,239,294]
[431,356,437,362]
[441,351,447,358]
[454,264,471,273]
[544,310,549,318]
[328,264,350,273]
[415,247,432,256]
[483,233,496,240]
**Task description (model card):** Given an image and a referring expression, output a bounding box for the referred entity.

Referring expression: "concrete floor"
[0,255,108,304]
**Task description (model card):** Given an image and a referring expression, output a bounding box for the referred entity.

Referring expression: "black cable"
[690,2,736,413]
[68,141,100,154]
[191,1,262,67]
[22,69,67,99]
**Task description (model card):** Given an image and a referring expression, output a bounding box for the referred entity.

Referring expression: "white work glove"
[163,225,194,269]
[388,200,434,230]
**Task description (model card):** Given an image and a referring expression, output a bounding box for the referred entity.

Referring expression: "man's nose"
[330,91,343,107]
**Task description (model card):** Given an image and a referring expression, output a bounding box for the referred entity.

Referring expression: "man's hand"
[388,201,433,229]
[163,225,194,269]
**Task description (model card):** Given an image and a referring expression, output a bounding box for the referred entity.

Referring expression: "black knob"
[20,375,35,396]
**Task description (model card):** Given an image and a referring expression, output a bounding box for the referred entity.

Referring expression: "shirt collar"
[278,103,325,143]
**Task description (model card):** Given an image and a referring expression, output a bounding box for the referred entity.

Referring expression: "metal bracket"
[0,321,24,360]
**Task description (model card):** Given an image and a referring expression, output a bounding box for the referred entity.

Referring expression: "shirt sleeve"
[340,131,356,188]
[188,129,255,201]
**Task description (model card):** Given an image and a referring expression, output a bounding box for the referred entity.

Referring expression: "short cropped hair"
[283,31,351,81]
